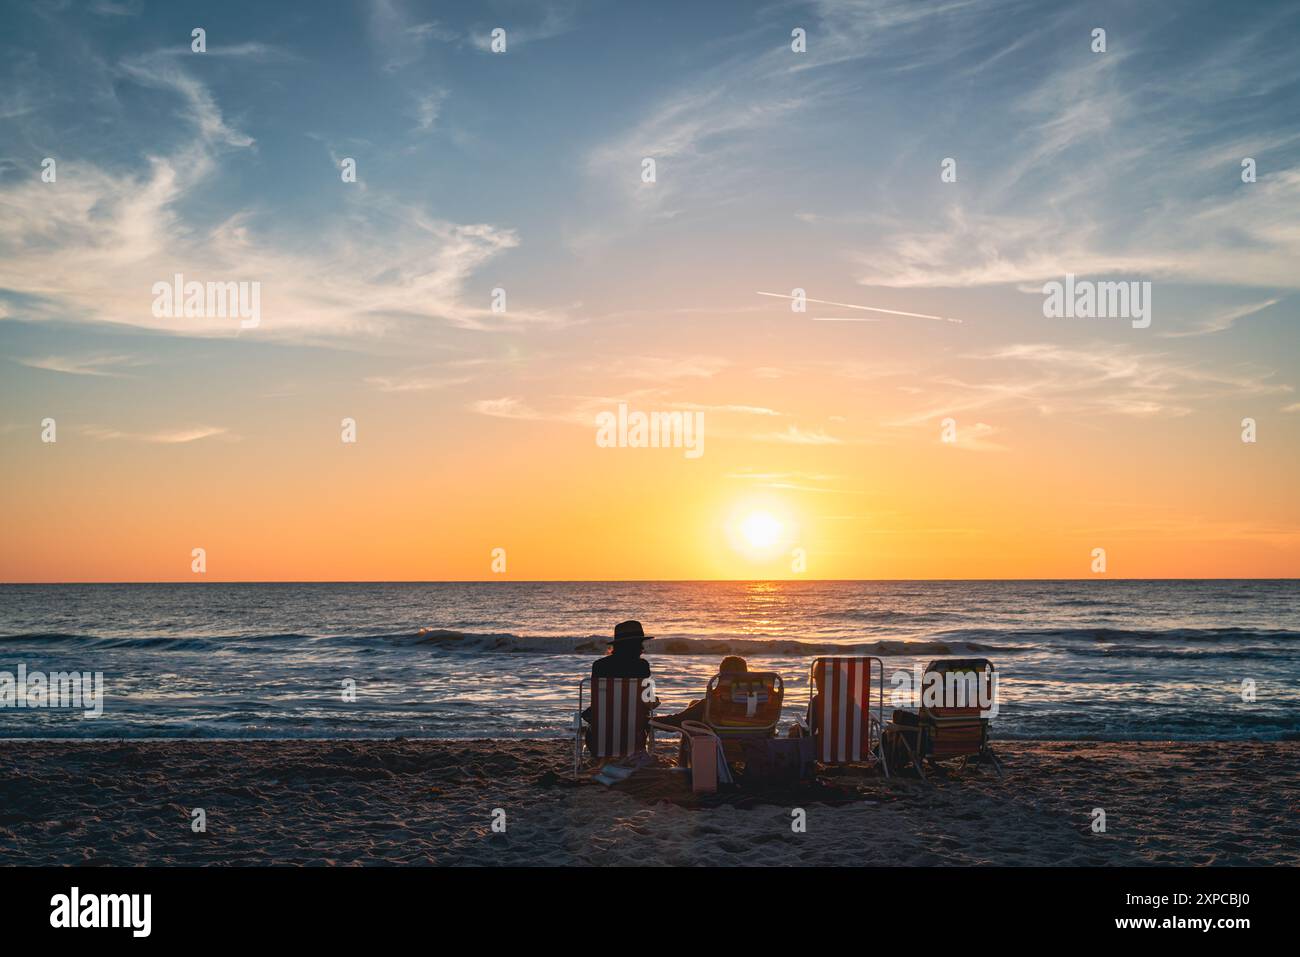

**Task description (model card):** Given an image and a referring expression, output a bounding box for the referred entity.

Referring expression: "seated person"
[803,667,823,736]
[582,620,658,751]
[652,655,749,729]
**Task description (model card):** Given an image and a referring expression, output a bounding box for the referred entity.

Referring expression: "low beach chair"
[887,658,1001,779]
[701,671,784,759]
[803,656,888,775]
[573,676,655,778]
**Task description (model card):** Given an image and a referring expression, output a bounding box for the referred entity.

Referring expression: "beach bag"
[680,721,732,792]
[738,736,815,783]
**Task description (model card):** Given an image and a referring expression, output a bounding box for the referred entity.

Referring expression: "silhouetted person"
[582,620,657,751]
[652,655,749,729]
[592,620,653,681]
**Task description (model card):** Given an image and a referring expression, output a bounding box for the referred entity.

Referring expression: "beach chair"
[573,676,655,778]
[701,671,784,760]
[802,656,888,775]
[887,658,1001,779]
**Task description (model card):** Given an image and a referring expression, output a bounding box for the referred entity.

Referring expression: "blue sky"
[2,0,1299,580]
[5,1,1298,332]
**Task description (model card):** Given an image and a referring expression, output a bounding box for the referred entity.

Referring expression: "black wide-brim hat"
[609,619,653,645]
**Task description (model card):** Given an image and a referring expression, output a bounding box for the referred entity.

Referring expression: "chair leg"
[573,714,584,780]
[900,734,926,781]
[987,747,1004,777]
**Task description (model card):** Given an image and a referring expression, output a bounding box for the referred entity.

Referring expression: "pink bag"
[680,720,722,793]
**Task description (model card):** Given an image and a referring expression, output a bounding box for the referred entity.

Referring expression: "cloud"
[837,11,1300,290]
[412,89,448,133]
[668,402,779,416]
[754,425,845,445]
[470,397,543,420]
[726,469,849,493]
[586,80,805,220]
[468,3,577,52]
[90,0,143,16]
[13,354,142,377]
[891,342,1293,423]
[1160,298,1282,338]
[943,421,1007,453]
[119,51,255,149]
[594,355,731,380]
[0,51,521,340]
[81,425,231,443]
[366,372,470,393]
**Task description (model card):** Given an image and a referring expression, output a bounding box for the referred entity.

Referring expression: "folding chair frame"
[888,722,1003,781]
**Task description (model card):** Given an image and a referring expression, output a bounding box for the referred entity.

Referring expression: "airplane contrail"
[756,291,962,324]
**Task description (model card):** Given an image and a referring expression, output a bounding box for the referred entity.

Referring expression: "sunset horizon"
[0,0,1297,909]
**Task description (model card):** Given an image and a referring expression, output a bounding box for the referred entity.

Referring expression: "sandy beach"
[1,738,1296,866]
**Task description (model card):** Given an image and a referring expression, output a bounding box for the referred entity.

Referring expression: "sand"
[0,739,1295,866]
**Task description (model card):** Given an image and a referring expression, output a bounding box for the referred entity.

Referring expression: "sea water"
[0,580,1295,741]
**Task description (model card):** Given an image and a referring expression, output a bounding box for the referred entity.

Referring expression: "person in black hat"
[581,621,659,749]
[593,620,654,681]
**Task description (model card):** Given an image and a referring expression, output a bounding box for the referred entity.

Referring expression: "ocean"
[0,580,1296,741]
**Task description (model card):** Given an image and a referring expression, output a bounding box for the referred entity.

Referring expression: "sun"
[740,511,783,549]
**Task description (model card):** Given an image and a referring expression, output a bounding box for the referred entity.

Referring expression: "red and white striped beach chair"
[573,676,655,777]
[805,656,888,775]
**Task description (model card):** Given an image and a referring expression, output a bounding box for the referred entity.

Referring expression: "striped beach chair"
[805,656,888,775]
[573,676,655,777]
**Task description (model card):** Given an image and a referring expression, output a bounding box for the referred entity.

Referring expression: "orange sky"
[5,338,1298,581]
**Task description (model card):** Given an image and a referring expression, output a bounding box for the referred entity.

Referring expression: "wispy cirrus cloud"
[13,354,143,377]
[467,2,578,52]
[80,425,232,444]
[412,88,448,133]
[0,46,524,340]
[754,425,846,445]
[366,372,471,393]
[941,421,1007,453]
[470,396,544,421]
[845,9,1300,291]
[1161,298,1282,338]
[890,342,1292,424]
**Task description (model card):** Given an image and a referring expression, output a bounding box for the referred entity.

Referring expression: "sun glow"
[723,499,797,568]
[740,512,782,549]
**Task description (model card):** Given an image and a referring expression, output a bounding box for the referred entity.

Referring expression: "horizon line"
[2,577,1296,586]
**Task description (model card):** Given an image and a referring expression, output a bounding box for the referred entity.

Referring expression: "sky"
[1,0,1298,582]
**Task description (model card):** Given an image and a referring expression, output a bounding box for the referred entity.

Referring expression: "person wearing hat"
[593,620,654,680]
[581,621,660,749]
